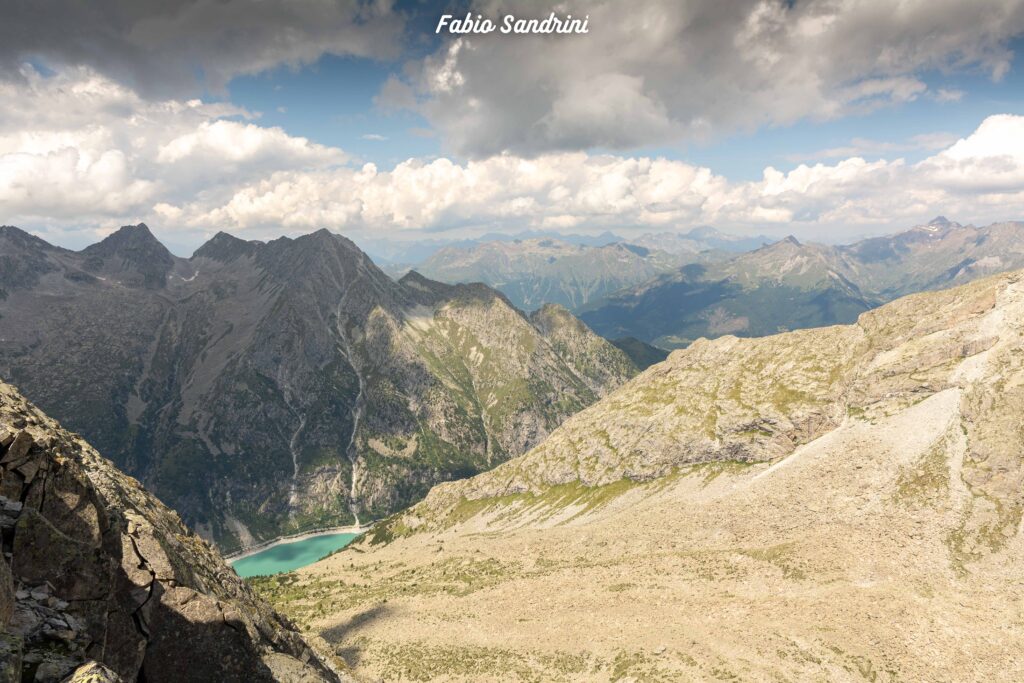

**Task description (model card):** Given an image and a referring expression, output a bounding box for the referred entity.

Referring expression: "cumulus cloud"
[389,0,1024,156]
[0,66,344,225]
[0,0,404,96]
[3,67,1024,248]
[153,114,1024,242]
[786,132,960,162]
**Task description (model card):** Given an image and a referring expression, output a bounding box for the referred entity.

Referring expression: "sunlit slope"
[256,270,1024,682]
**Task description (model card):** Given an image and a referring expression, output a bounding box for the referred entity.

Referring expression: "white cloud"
[933,88,966,103]
[787,132,960,162]
[386,0,1024,156]
[151,114,1024,242]
[156,120,342,167]
[0,66,344,225]
[3,66,1024,248]
[360,134,389,141]
[918,115,1024,192]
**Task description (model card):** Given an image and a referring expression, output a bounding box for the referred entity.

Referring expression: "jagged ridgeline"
[0,380,342,682]
[0,224,636,552]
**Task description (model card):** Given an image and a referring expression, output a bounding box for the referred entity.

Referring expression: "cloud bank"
[2,66,1024,249]
[382,0,1024,156]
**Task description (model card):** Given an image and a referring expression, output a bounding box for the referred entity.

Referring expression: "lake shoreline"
[225,522,373,562]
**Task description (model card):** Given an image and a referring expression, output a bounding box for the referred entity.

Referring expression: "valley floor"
[255,389,1024,682]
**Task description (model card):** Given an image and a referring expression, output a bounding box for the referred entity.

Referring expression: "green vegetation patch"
[739,542,807,581]
[366,639,593,682]
[446,477,639,528]
[893,435,951,505]
[683,460,758,485]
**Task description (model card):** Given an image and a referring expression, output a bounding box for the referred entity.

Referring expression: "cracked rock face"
[0,381,343,682]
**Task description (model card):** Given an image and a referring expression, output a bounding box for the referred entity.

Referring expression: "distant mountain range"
[581,218,1024,348]
[357,229,624,268]
[360,226,768,271]
[412,226,774,313]
[417,238,706,311]
[629,226,775,254]
[0,224,636,551]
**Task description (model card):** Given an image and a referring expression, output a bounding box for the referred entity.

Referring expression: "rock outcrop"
[0,380,342,682]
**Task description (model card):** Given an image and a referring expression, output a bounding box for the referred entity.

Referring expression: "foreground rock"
[0,381,343,682]
[257,271,1024,681]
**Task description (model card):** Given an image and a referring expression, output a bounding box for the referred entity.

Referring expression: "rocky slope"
[0,379,342,682]
[258,270,1024,681]
[0,225,635,551]
[417,238,698,312]
[608,336,668,369]
[582,218,1024,349]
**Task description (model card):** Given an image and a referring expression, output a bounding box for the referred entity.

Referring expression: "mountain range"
[417,238,700,312]
[581,218,1024,348]
[409,226,776,314]
[358,226,764,270]
[257,268,1024,681]
[0,224,636,552]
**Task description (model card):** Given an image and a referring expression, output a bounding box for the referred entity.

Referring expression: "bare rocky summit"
[257,270,1024,681]
[0,379,343,682]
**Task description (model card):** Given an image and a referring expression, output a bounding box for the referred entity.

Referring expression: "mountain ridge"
[0,225,636,551]
[581,219,1024,348]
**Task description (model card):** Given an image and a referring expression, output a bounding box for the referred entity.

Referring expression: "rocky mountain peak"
[192,231,258,262]
[80,224,176,289]
[84,224,165,254]
[0,227,55,253]
[0,228,62,293]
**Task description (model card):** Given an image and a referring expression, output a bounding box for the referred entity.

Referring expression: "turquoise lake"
[230,532,359,578]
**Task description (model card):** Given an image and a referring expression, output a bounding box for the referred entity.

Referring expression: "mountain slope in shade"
[256,270,1024,681]
[582,220,1024,350]
[417,238,702,312]
[0,379,342,682]
[0,225,636,551]
[609,336,669,369]
[581,236,874,348]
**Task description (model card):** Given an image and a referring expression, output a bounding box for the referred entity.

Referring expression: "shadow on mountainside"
[323,603,394,668]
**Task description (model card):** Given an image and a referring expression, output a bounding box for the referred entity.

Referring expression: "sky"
[2,0,1024,255]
